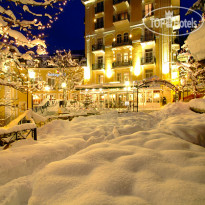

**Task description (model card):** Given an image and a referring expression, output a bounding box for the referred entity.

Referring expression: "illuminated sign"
[47,73,66,77]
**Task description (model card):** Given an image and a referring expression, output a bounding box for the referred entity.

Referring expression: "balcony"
[112,39,132,48]
[92,63,105,70]
[112,60,132,68]
[141,34,155,42]
[92,44,105,54]
[81,0,91,5]
[141,57,155,65]
[113,12,130,26]
[113,0,130,12]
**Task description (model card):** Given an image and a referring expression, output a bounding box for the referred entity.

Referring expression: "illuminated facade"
[80,0,180,109]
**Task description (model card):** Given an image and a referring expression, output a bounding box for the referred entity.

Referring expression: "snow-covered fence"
[0,110,47,147]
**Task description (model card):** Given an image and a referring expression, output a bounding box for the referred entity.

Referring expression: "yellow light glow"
[134,57,141,76]
[33,95,39,100]
[172,72,178,79]
[61,82,67,88]
[162,63,169,74]
[106,64,112,78]
[3,65,8,72]
[29,70,35,79]
[125,81,130,86]
[113,38,116,42]
[83,66,90,80]
[154,93,160,99]
[45,86,50,91]
[129,34,132,38]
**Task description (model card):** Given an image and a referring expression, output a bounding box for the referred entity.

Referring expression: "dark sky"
[45,0,199,54]
[46,0,85,54]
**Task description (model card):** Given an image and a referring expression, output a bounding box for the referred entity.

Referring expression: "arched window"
[124,33,129,42]
[117,34,122,44]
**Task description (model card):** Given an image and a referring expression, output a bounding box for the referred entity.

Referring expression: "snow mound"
[189,98,205,113]
[28,133,205,205]
[0,102,205,205]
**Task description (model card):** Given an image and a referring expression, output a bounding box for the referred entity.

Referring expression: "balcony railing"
[113,12,130,22]
[112,39,132,47]
[113,0,130,5]
[112,61,132,68]
[95,22,104,30]
[141,34,155,42]
[92,64,105,70]
[92,44,105,52]
[141,57,155,65]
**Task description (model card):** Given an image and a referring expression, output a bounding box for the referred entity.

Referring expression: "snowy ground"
[0,102,205,205]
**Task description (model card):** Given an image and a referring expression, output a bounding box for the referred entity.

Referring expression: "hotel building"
[80,0,180,109]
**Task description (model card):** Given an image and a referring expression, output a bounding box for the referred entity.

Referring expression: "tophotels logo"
[143,6,204,37]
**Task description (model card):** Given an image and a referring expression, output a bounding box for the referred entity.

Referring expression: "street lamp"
[29,70,36,79]
[61,82,67,101]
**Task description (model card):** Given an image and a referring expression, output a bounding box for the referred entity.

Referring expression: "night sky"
[46,0,85,54]
[45,0,199,54]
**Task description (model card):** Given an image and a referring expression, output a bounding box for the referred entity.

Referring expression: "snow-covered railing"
[0,110,47,147]
[33,99,50,113]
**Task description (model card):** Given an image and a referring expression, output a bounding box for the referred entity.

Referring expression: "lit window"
[124,33,129,42]
[117,73,122,82]
[124,73,129,82]
[145,69,153,79]
[145,49,153,63]
[145,3,153,16]
[98,75,104,84]
[98,56,103,65]
[48,78,55,87]
[117,53,122,62]
[117,34,122,44]
[124,53,129,62]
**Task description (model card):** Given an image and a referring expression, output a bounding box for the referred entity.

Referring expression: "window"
[145,49,153,63]
[98,75,104,84]
[116,53,122,63]
[124,73,129,82]
[98,56,103,65]
[117,73,122,82]
[95,17,104,29]
[48,78,55,87]
[124,33,129,42]
[145,69,153,79]
[121,12,128,20]
[97,38,103,45]
[124,53,129,62]
[144,28,155,41]
[117,34,122,44]
[145,3,153,16]
[95,1,104,14]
